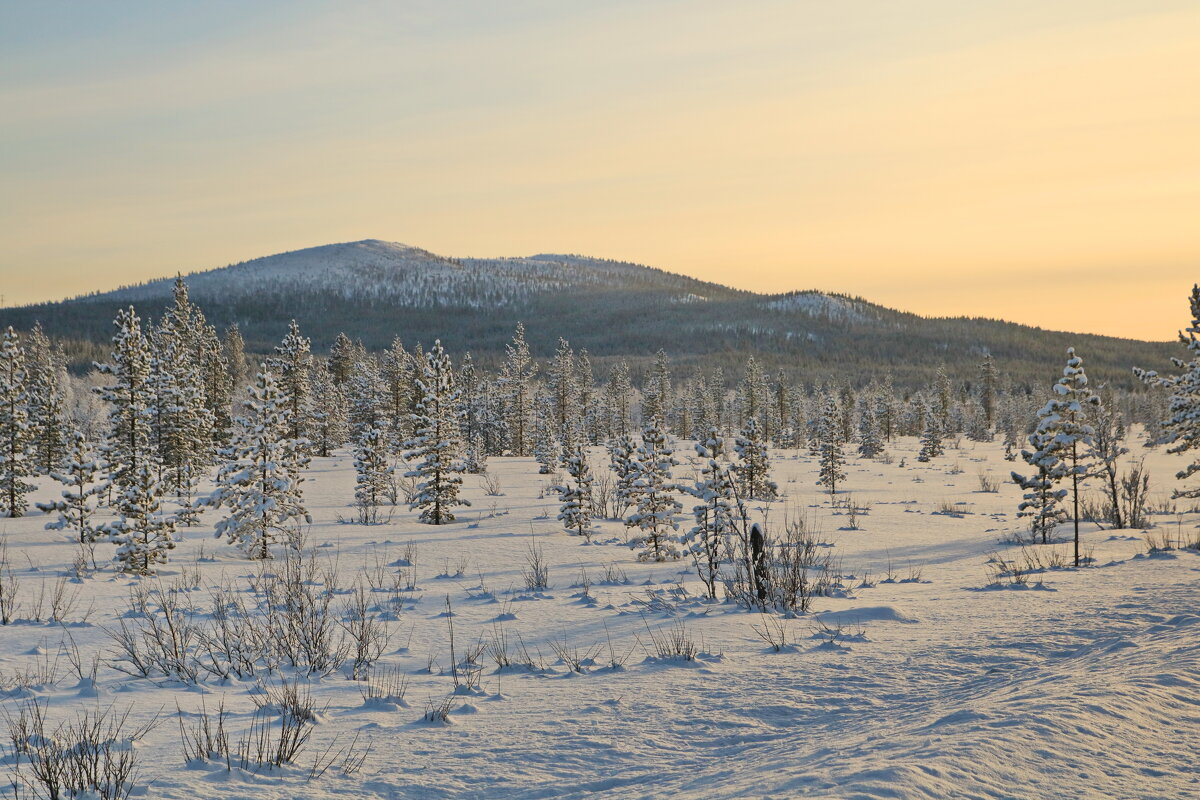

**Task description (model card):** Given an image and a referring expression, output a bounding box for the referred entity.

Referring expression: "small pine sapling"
[37,432,109,543]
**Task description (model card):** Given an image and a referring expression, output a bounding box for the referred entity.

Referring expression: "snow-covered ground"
[1,433,1197,799]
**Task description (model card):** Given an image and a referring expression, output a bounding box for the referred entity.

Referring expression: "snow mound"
[814,606,918,625]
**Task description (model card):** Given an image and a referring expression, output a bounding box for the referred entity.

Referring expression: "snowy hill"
[87,240,746,310]
[0,240,1174,387]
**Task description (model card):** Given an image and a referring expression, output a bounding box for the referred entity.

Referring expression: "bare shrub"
[482,472,504,497]
[548,636,601,673]
[600,562,628,585]
[359,666,410,705]
[643,620,699,661]
[235,707,313,771]
[521,540,550,592]
[751,614,790,652]
[725,517,837,614]
[251,678,323,724]
[422,696,455,723]
[977,471,1000,493]
[1122,463,1151,529]
[341,584,390,680]
[602,622,634,669]
[444,596,481,691]
[7,699,155,800]
[487,623,513,670]
[591,472,617,519]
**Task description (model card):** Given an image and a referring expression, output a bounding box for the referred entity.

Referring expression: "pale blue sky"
[2,1,1197,338]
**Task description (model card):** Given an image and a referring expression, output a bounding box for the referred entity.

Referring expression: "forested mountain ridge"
[0,239,1174,388]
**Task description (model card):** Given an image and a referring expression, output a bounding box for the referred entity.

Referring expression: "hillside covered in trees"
[0,239,1174,388]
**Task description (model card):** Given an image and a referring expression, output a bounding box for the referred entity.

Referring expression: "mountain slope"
[0,240,1175,387]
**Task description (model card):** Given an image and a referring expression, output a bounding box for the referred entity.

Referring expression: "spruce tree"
[458,353,489,473]
[380,338,416,451]
[816,395,847,495]
[95,308,155,497]
[309,360,350,457]
[857,400,884,458]
[150,307,213,521]
[548,337,579,445]
[269,320,313,443]
[552,444,595,540]
[916,406,944,463]
[934,364,953,433]
[736,356,767,432]
[577,349,599,445]
[404,340,469,524]
[0,327,34,517]
[329,332,357,386]
[682,428,739,599]
[38,431,108,544]
[499,322,536,456]
[608,434,639,519]
[223,323,247,390]
[1012,428,1069,545]
[979,354,999,430]
[604,361,633,441]
[354,427,391,524]
[532,391,561,474]
[25,323,71,474]
[641,349,672,427]
[733,418,778,500]
[199,325,234,446]
[1040,348,1099,565]
[206,371,312,558]
[1135,285,1200,498]
[101,462,177,574]
[348,353,386,444]
[626,422,682,562]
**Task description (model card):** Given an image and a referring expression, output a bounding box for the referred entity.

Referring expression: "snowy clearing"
[0,432,1196,800]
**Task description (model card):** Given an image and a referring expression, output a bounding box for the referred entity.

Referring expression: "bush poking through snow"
[752,614,791,652]
[6,699,155,800]
[359,666,410,706]
[521,540,551,593]
[643,620,699,662]
[423,696,456,723]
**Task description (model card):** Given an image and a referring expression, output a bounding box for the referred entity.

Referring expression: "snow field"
[0,432,1196,799]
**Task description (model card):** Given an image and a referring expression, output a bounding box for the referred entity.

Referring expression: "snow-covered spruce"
[309,358,350,457]
[608,433,639,519]
[150,282,216,523]
[95,307,155,498]
[681,427,741,599]
[552,444,596,539]
[498,322,536,457]
[205,370,312,558]
[1011,427,1069,544]
[1039,347,1099,565]
[24,322,72,475]
[268,319,313,444]
[0,327,34,517]
[733,417,778,500]
[100,462,177,574]
[37,431,108,543]
[916,405,944,463]
[1136,284,1200,499]
[404,340,469,525]
[626,422,682,562]
[857,397,884,459]
[816,394,847,495]
[354,426,391,524]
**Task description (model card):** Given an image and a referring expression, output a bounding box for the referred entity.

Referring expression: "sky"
[1,0,1196,341]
